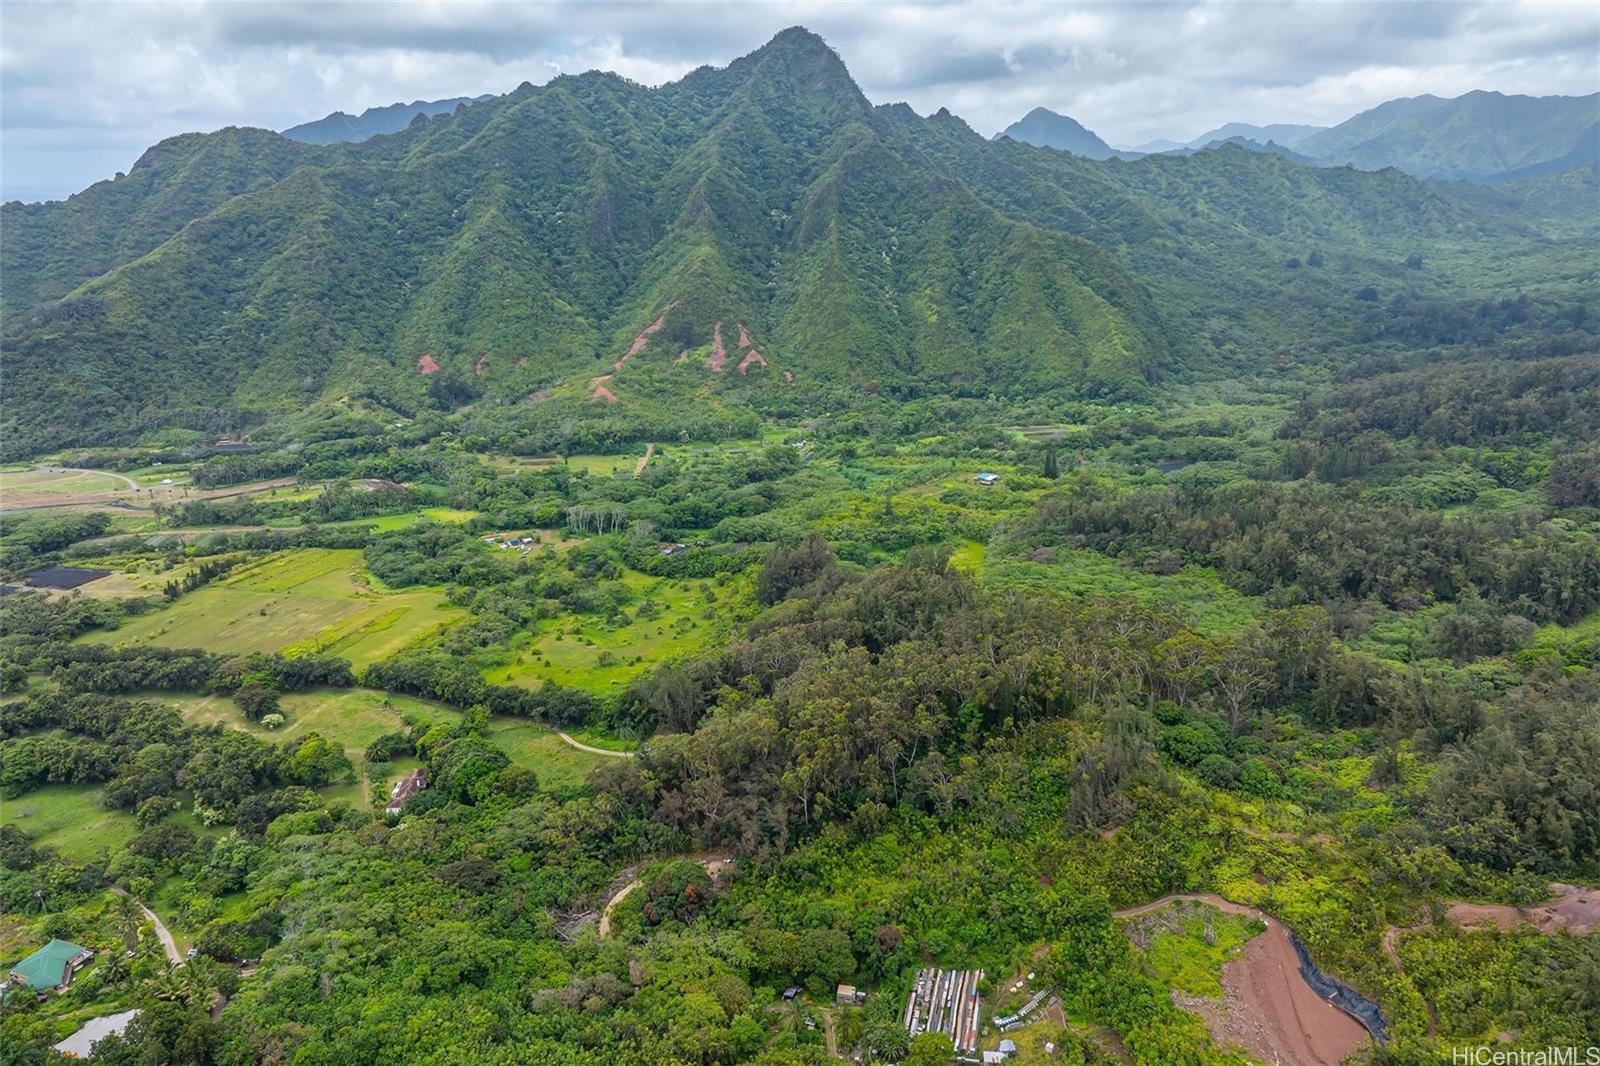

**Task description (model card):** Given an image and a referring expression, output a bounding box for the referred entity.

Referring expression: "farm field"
[163,687,609,791]
[86,548,463,666]
[485,570,747,692]
[0,466,133,500]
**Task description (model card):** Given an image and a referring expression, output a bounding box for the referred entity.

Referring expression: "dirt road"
[598,854,733,938]
[2,472,298,514]
[634,443,655,476]
[557,732,635,758]
[1115,894,1367,1066]
[109,885,182,965]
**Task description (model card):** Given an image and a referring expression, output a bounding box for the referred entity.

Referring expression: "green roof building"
[8,938,94,992]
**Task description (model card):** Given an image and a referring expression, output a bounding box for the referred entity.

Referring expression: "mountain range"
[1003,91,1599,183]
[1,29,1590,455]
[282,95,495,145]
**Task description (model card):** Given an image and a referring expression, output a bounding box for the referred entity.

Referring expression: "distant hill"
[995,108,1122,159]
[282,95,493,145]
[1183,122,1325,150]
[1299,90,1600,182]
[1159,136,1320,165]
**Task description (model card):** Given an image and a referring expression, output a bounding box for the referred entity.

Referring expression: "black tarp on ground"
[1290,932,1389,1044]
[23,566,111,589]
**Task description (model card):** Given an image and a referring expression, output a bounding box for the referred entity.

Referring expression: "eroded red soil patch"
[1447,884,1600,935]
[617,302,679,369]
[736,321,753,349]
[738,349,767,374]
[588,376,618,404]
[416,353,441,375]
[708,321,728,371]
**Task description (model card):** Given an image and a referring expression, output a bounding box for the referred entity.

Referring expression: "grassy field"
[163,686,609,792]
[88,548,463,666]
[0,466,130,498]
[486,570,745,692]
[165,687,461,751]
[1,783,139,862]
[985,552,1263,635]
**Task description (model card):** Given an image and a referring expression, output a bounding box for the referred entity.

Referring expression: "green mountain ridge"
[1,29,1589,455]
[1298,89,1600,182]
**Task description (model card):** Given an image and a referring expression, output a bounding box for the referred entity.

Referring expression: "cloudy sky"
[3,0,1596,202]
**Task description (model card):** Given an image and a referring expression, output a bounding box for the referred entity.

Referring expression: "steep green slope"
[1298,90,1600,181]
[1,30,1587,456]
[0,128,317,322]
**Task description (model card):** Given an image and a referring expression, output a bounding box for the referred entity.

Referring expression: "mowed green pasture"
[0,466,128,498]
[164,687,609,791]
[164,687,460,752]
[1,783,139,862]
[88,548,462,666]
[486,570,744,692]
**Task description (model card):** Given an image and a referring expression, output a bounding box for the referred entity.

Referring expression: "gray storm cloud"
[3,0,1596,201]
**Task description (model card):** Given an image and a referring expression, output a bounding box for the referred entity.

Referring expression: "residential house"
[385,768,429,815]
[975,472,1000,486]
[7,939,94,994]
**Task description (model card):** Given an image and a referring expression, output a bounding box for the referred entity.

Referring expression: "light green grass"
[85,548,463,666]
[164,687,607,791]
[985,552,1263,634]
[164,687,461,755]
[486,570,744,693]
[1,784,138,862]
[1128,901,1266,997]
[947,540,986,573]
[0,467,127,497]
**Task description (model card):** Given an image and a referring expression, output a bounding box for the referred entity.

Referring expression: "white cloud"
[2,0,1596,200]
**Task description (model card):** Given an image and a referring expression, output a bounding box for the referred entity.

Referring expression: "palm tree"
[115,892,144,948]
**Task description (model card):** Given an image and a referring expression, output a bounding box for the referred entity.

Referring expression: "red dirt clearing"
[738,349,768,374]
[588,376,618,404]
[1447,883,1600,934]
[416,353,441,375]
[708,321,728,371]
[737,321,753,348]
[1115,895,1367,1066]
[616,301,679,369]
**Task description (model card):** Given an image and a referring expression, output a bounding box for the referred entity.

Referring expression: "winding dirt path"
[557,732,636,758]
[598,854,733,938]
[109,885,182,965]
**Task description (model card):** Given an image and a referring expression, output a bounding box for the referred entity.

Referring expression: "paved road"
[109,885,182,965]
[557,732,636,758]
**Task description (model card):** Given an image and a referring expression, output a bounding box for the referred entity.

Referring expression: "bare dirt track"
[1445,883,1600,934]
[1114,895,1368,1066]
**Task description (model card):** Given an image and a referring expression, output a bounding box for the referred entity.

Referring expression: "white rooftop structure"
[54,1009,139,1058]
